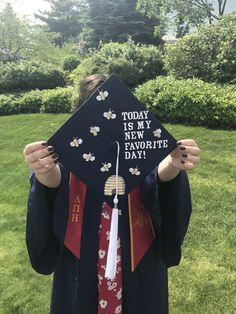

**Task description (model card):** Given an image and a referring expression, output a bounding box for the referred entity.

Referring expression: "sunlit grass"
[0,114,235,313]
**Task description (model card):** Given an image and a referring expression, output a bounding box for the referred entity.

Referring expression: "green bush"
[17,90,43,113]
[62,55,81,72]
[0,91,42,115]
[0,87,73,115]
[40,87,73,113]
[0,61,66,93]
[164,13,236,84]
[0,94,19,115]
[135,76,236,130]
[70,38,164,87]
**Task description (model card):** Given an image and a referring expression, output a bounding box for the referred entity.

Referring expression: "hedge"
[135,76,236,130]
[0,87,73,115]
[0,61,66,93]
[1,77,235,130]
[40,87,73,113]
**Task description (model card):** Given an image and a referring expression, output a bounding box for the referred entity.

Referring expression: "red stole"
[64,173,155,271]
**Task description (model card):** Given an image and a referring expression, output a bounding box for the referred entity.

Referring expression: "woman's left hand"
[170,139,201,171]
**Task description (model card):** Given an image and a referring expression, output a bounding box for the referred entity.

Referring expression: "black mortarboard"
[48,74,177,201]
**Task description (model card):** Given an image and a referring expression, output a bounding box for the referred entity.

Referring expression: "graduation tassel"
[105,198,119,279]
[105,141,120,280]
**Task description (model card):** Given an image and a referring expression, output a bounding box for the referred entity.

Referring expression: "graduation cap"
[48,73,177,279]
[48,73,177,201]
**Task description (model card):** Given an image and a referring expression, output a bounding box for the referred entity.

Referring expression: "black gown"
[26,165,192,314]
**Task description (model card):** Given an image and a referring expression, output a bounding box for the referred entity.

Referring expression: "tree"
[35,0,87,46]
[164,13,236,83]
[136,0,230,37]
[28,26,77,65]
[0,3,31,62]
[79,0,161,50]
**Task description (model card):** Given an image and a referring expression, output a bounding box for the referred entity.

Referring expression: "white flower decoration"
[117,238,121,249]
[97,274,103,285]
[116,288,122,300]
[101,265,106,271]
[98,249,106,259]
[108,282,117,290]
[115,305,122,313]
[101,210,110,219]
[99,299,108,309]
[116,255,121,263]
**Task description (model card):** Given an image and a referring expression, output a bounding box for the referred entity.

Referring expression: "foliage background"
[0,0,236,313]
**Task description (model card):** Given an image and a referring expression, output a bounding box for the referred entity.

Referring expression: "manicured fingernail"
[51,153,58,159]
[48,146,54,152]
[182,153,188,158]
[181,160,185,164]
[180,147,186,150]
[41,142,48,147]
[177,142,182,146]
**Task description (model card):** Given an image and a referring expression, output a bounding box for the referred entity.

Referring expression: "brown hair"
[76,73,108,109]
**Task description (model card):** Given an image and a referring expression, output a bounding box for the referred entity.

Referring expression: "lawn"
[0,114,235,314]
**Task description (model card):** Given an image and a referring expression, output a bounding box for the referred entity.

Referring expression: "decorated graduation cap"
[48,73,177,199]
[48,73,177,279]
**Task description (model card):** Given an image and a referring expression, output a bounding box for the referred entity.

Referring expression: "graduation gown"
[26,165,192,314]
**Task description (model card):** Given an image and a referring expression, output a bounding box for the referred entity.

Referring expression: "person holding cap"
[23,74,200,314]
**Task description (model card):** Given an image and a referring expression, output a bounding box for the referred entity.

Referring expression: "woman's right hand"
[23,141,61,188]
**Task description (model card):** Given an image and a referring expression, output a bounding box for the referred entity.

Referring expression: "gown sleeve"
[26,164,69,275]
[141,168,192,268]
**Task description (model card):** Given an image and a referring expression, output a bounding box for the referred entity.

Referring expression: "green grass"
[0,114,235,314]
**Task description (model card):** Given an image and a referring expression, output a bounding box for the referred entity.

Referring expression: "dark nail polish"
[180,147,186,150]
[41,142,48,147]
[48,146,54,152]
[51,153,58,159]
[53,159,58,164]
[181,160,185,164]
[177,142,182,146]
[182,153,188,158]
